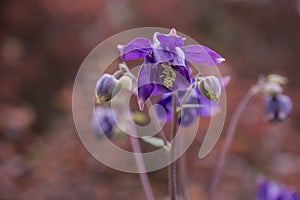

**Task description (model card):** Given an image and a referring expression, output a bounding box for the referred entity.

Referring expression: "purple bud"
[91,107,117,138]
[265,94,292,122]
[95,74,121,103]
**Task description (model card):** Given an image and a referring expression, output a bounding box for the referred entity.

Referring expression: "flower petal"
[172,65,191,89]
[156,93,173,122]
[118,38,152,60]
[152,46,174,63]
[181,45,225,66]
[154,32,184,48]
[137,63,155,110]
[150,64,191,94]
[169,47,186,66]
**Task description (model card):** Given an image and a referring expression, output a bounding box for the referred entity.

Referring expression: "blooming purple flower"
[264,94,292,122]
[91,107,117,138]
[255,179,300,200]
[118,28,225,110]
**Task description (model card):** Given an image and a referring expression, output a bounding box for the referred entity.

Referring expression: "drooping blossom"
[118,28,225,110]
[264,94,292,122]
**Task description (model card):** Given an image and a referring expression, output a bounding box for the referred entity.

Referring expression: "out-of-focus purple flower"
[255,179,300,200]
[264,94,292,122]
[118,28,225,110]
[156,86,217,127]
[91,107,117,138]
[95,74,121,103]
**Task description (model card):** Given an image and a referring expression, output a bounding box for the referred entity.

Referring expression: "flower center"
[160,64,176,88]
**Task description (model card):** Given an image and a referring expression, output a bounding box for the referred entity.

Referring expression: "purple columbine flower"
[118,28,225,110]
[255,179,300,200]
[264,94,292,122]
[91,107,117,138]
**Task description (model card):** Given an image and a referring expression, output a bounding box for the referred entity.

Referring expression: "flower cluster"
[255,179,300,200]
[92,29,226,135]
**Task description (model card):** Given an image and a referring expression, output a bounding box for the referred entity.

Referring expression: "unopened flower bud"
[198,76,221,102]
[264,94,292,122]
[95,74,121,103]
[119,75,133,91]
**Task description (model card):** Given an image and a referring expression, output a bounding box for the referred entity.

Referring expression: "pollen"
[160,65,176,88]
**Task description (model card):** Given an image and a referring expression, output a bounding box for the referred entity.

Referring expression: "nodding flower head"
[95,74,121,103]
[118,28,225,110]
[264,94,292,122]
[91,107,117,138]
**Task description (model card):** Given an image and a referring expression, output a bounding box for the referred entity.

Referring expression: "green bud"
[119,74,133,91]
[198,76,221,102]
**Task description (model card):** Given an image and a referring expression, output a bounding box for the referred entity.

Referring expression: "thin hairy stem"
[130,136,155,200]
[169,92,178,200]
[208,89,255,200]
[179,151,189,200]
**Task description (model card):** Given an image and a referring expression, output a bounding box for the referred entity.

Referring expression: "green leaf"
[142,136,165,148]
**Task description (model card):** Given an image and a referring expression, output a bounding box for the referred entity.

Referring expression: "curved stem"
[208,89,255,200]
[130,136,155,200]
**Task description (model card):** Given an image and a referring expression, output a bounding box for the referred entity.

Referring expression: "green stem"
[179,143,189,200]
[130,136,155,200]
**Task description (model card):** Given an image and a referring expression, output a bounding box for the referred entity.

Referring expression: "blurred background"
[1,0,300,199]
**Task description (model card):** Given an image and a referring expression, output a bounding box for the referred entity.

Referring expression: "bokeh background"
[1,0,300,199]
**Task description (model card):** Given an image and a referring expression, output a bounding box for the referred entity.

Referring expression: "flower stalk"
[208,89,255,200]
[130,136,155,200]
[169,92,178,200]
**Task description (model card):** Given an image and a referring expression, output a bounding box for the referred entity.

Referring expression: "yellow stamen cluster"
[160,65,176,88]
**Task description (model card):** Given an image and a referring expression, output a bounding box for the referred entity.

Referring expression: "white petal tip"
[218,58,226,62]
[138,100,145,111]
